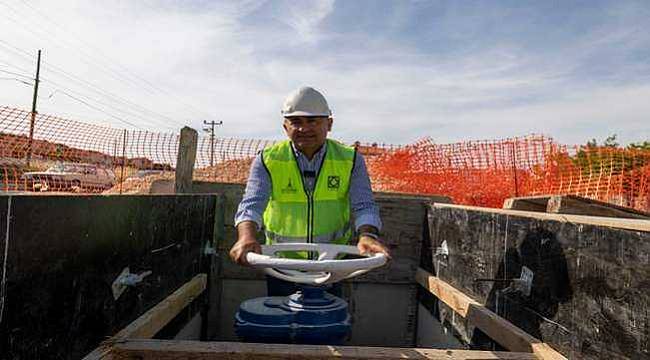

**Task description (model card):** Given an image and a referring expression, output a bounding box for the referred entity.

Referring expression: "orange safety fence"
[0,106,274,193]
[365,136,650,211]
[1,106,649,212]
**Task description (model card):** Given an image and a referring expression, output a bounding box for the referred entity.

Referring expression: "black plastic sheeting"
[0,194,217,359]
[428,205,650,359]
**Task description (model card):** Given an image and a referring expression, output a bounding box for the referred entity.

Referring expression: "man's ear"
[327,117,333,131]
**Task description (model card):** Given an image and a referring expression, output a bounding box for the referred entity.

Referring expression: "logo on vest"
[327,175,340,190]
[282,179,297,194]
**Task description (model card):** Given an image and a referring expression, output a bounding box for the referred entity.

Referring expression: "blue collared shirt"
[234,141,382,233]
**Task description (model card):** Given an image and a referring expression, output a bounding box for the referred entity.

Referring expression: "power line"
[0,46,176,131]
[0,77,33,86]
[3,0,215,121]
[54,89,143,130]
[0,69,33,80]
[0,4,154,93]
[0,42,186,130]
[0,59,33,74]
[40,80,177,131]
[41,76,178,129]
[42,62,186,128]
[0,41,185,129]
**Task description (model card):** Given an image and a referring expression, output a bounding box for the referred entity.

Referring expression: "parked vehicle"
[22,163,116,192]
[126,169,164,180]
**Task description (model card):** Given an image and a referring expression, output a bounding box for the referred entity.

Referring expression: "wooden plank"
[110,339,539,360]
[502,196,549,212]
[374,191,452,204]
[208,195,225,339]
[115,273,207,339]
[503,194,650,219]
[546,195,650,219]
[429,203,649,359]
[435,203,650,232]
[415,268,566,360]
[83,274,207,360]
[175,126,198,193]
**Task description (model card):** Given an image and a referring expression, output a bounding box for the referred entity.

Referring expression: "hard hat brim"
[282,110,331,118]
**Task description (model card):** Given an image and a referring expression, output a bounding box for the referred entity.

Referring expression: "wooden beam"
[375,192,452,204]
[415,268,566,360]
[504,194,650,219]
[503,196,549,212]
[83,274,207,360]
[175,126,198,193]
[110,339,539,360]
[435,203,650,232]
[115,273,207,339]
[546,195,649,219]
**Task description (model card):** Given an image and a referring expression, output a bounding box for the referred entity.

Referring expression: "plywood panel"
[428,203,650,359]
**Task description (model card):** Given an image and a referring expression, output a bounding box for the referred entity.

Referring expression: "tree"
[628,141,650,151]
[603,134,619,148]
[570,134,649,177]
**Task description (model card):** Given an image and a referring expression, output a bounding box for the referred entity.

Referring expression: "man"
[229,86,390,296]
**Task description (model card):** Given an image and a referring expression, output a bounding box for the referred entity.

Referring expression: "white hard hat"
[281,86,332,117]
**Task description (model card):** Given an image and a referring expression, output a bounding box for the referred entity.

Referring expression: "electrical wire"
[52,89,143,130]
[0,60,33,75]
[2,0,215,121]
[0,41,184,131]
[39,80,177,131]
[0,77,33,86]
[0,41,185,129]
[0,69,33,80]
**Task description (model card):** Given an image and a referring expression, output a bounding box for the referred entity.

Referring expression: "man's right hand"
[230,221,262,266]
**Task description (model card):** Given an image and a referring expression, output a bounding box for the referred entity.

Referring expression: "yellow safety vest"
[262,139,355,257]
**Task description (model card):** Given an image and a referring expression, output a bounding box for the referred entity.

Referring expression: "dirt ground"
[103,156,398,194]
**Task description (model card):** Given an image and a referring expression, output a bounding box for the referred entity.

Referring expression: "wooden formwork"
[84,272,566,360]
[428,203,650,358]
[503,194,650,219]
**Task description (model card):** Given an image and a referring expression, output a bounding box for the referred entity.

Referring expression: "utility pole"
[203,120,222,167]
[26,49,42,167]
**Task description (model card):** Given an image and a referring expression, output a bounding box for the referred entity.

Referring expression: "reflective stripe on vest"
[264,222,351,244]
[262,139,355,257]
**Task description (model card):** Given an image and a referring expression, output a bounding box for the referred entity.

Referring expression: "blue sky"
[0,0,649,145]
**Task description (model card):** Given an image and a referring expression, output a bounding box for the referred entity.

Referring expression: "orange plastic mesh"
[364,136,650,211]
[1,106,648,212]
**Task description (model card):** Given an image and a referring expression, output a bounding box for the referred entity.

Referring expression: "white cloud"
[0,0,648,147]
[274,0,335,44]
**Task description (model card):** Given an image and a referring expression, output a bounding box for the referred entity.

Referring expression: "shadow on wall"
[471,228,573,349]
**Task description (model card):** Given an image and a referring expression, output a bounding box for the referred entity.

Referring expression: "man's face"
[283,116,332,151]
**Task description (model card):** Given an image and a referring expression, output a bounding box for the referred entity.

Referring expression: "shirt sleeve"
[234,153,271,229]
[349,152,382,232]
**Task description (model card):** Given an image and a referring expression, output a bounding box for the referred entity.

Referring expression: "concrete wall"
[428,204,650,359]
[0,194,217,359]
[416,303,463,349]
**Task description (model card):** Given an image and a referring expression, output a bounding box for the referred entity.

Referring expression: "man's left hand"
[357,235,391,259]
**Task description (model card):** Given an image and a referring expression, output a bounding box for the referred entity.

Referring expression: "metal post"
[511,141,519,197]
[203,120,222,167]
[26,49,42,167]
[119,129,127,195]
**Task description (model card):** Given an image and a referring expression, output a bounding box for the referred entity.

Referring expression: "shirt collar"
[290,140,327,160]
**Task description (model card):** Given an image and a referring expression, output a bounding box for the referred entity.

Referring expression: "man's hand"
[230,221,262,266]
[357,235,392,260]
